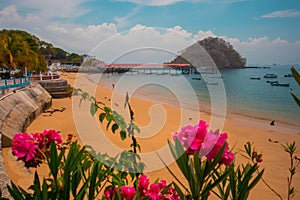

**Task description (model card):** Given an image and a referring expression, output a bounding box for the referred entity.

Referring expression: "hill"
[170,37,246,68]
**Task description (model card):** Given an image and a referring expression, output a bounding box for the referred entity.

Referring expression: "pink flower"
[11,130,63,168]
[67,134,73,141]
[172,120,235,166]
[138,174,150,192]
[43,129,62,146]
[147,183,163,200]
[158,180,166,189]
[173,120,209,155]
[120,186,136,200]
[12,133,37,162]
[205,132,227,160]
[104,188,117,199]
[103,175,179,200]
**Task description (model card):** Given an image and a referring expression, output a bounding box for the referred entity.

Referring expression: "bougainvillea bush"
[172,120,234,165]
[12,129,62,168]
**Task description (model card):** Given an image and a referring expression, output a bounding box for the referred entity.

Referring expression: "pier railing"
[0,76,30,90]
[30,73,60,81]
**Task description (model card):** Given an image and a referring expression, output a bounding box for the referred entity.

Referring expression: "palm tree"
[0,30,47,76]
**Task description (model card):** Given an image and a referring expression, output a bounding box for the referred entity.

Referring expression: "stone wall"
[0,82,52,147]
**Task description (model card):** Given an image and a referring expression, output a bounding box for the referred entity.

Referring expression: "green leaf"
[120,130,127,140]
[112,123,119,133]
[172,182,185,199]
[88,162,99,200]
[32,171,42,199]
[90,103,97,116]
[75,179,89,200]
[229,165,237,200]
[49,141,59,180]
[202,167,230,196]
[291,92,300,107]
[156,150,189,194]
[99,113,106,123]
[7,182,24,200]
[291,66,300,86]
[42,179,48,199]
[71,170,82,197]
[169,139,190,181]
[249,169,264,190]
[104,107,112,113]
[161,184,172,195]
[106,114,113,122]
[131,123,140,134]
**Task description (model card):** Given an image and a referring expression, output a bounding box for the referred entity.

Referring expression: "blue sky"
[0,0,300,64]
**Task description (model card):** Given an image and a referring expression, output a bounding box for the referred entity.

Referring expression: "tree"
[0,30,47,76]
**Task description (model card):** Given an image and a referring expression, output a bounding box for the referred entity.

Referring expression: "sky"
[0,0,300,65]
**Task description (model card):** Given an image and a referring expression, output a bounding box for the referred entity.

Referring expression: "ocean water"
[88,65,300,126]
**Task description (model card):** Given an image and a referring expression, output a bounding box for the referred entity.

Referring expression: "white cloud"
[262,9,300,18]
[116,0,183,6]
[193,30,216,41]
[221,36,300,64]
[0,4,299,65]
[0,4,19,18]
[0,5,43,29]
[89,25,195,63]
[13,0,90,19]
[115,0,247,6]
[114,6,142,28]
[46,25,69,34]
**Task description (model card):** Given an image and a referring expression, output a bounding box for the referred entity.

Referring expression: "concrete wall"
[0,82,52,147]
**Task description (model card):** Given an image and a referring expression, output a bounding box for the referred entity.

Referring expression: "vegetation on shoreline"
[0,29,83,78]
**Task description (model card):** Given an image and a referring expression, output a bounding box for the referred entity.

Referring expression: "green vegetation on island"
[170,37,246,68]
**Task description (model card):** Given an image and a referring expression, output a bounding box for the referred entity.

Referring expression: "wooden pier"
[99,63,213,75]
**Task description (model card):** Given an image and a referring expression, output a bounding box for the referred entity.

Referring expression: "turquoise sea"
[88,65,300,126]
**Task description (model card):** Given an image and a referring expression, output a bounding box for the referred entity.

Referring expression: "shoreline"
[3,72,300,200]
[88,73,300,131]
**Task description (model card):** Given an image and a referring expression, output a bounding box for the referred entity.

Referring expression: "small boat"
[271,82,290,87]
[250,77,261,80]
[284,73,293,77]
[266,80,278,84]
[192,77,201,80]
[264,74,277,78]
[205,82,218,86]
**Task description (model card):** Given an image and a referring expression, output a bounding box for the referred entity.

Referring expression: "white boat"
[205,82,218,86]
[263,74,277,78]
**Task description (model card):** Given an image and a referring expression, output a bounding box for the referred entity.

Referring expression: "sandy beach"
[3,72,300,199]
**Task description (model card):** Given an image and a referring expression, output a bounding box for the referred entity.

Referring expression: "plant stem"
[261,178,283,200]
[287,151,293,200]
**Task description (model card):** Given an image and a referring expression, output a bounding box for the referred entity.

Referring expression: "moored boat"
[192,77,201,80]
[266,80,278,83]
[284,73,293,77]
[270,82,290,87]
[250,77,261,80]
[205,81,218,86]
[263,74,277,78]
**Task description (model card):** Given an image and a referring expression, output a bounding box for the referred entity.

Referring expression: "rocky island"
[170,37,246,68]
